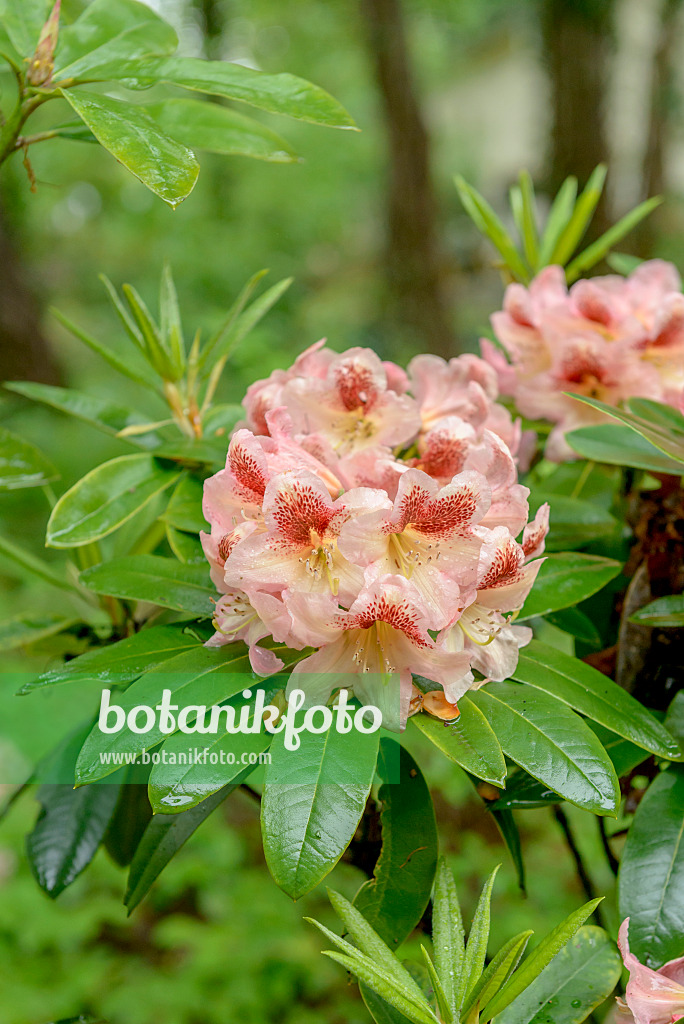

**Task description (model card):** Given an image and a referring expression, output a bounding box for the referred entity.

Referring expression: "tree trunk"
[359,0,456,357]
[540,0,615,238]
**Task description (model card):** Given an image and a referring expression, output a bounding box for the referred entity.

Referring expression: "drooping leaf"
[489,807,526,892]
[19,621,210,694]
[146,98,299,162]
[630,594,684,628]
[261,723,380,899]
[511,641,680,760]
[47,454,180,548]
[410,697,506,786]
[54,0,177,77]
[61,89,199,208]
[619,765,684,968]
[103,761,153,867]
[71,56,357,129]
[353,739,438,948]
[517,553,622,620]
[4,381,162,448]
[493,926,621,1024]
[469,684,620,815]
[0,612,77,652]
[566,423,684,475]
[80,555,214,615]
[0,426,58,490]
[27,727,122,898]
[125,779,243,913]
[479,898,603,1022]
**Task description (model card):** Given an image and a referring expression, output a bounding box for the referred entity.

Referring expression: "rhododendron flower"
[484,260,684,461]
[616,919,684,1024]
[202,342,549,726]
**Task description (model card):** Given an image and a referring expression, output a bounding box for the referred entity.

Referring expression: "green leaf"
[514,170,539,269]
[0,612,76,652]
[431,858,464,1014]
[166,525,205,564]
[125,779,243,912]
[159,264,185,377]
[586,723,651,778]
[607,252,643,275]
[544,607,602,647]
[566,196,663,283]
[54,0,177,77]
[517,553,622,620]
[148,680,285,813]
[550,165,607,267]
[197,269,269,371]
[75,56,357,129]
[493,926,621,1024]
[630,594,684,628]
[511,640,681,760]
[529,493,617,551]
[354,739,438,948]
[479,898,603,1022]
[537,175,577,267]
[665,693,684,755]
[619,765,684,968]
[261,725,380,899]
[469,684,619,815]
[51,307,161,393]
[160,473,206,533]
[4,381,162,449]
[627,397,684,435]
[27,727,122,898]
[490,771,559,811]
[19,621,208,694]
[410,696,506,786]
[455,176,529,282]
[566,422,684,475]
[79,555,214,614]
[121,282,177,379]
[420,946,453,1024]
[462,929,532,1020]
[103,761,153,867]
[462,865,500,1002]
[60,89,199,208]
[2,0,47,55]
[489,807,526,893]
[146,98,299,163]
[323,951,437,1024]
[0,426,58,490]
[47,454,180,548]
[360,985,416,1024]
[0,532,79,593]
[75,643,294,784]
[566,395,684,466]
[201,276,293,376]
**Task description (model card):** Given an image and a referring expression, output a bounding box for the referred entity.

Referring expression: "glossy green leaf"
[148,680,285,813]
[463,866,500,1001]
[0,426,58,490]
[262,724,380,899]
[512,640,681,760]
[586,723,651,778]
[566,422,684,474]
[420,946,452,1024]
[529,493,617,551]
[479,898,603,1022]
[410,697,506,786]
[54,0,177,77]
[4,381,161,448]
[469,684,619,815]
[19,622,209,694]
[544,607,602,647]
[125,779,242,912]
[354,739,438,948]
[518,553,622,620]
[627,397,684,434]
[80,555,214,614]
[2,0,47,55]
[27,728,122,898]
[0,612,76,652]
[494,926,621,1024]
[665,693,684,755]
[567,395,684,466]
[489,807,526,892]
[75,642,294,784]
[360,985,416,1024]
[160,473,206,533]
[61,89,199,208]
[47,454,180,548]
[76,56,357,129]
[165,525,205,564]
[490,771,559,811]
[103,761,153,867]
[146,98,299,162]
[619,765,684,968]
[432,858,464,1015]
[630,594,684,628]
[323,951,436,1024]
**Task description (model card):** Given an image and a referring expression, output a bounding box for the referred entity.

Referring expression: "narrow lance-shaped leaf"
[461,929,533,1020]
[550,164,607,266]
[461,865,500,1005]
[431,858,465,1018]
[566,196,663,283]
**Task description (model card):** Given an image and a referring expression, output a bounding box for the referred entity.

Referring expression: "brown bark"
[540,0,615,238]
[360,0,456,357]
[0,203,60,384]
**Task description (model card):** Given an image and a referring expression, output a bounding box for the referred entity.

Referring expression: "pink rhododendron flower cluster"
[482,260,684,461]
[615,919,684,1024]
[201,342,549,725]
